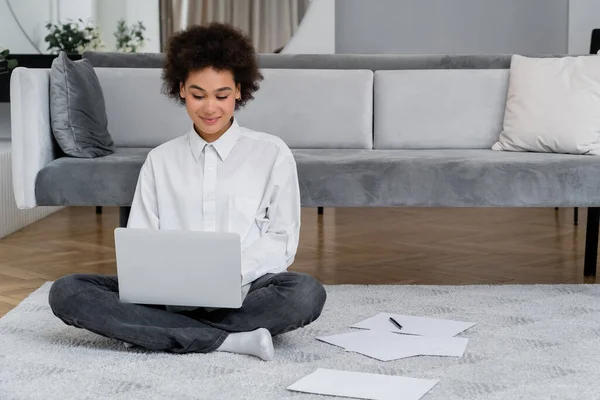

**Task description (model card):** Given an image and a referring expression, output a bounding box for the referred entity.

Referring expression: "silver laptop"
[114,228,242,309]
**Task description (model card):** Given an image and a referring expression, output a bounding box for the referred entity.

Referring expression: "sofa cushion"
[36,147,150,206]
[236,69,373,149]
[374,70,509,149]
[35,149,600,207]
[95,68,190,148]
[294,149,600,207]
[95,68,373,149]
[493,54,600,155]
[49,52,115,158]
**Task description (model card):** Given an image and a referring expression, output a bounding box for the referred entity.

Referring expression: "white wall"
[1,0,95,53]
[126,0,161,53]
[568,0,600,54]
[95,0,126,51]
[1,0,160,54]
[283,0,335,54]
[95,0,161,52]
[0,0,53,53]
[58,0,94,23]
[336,0,569,54]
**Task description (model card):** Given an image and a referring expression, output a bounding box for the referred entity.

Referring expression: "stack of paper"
[287,368,439,400]
[287,314,476,399]
[317,312,476,361]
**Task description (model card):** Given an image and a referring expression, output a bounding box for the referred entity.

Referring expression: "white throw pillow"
[492,54,600,155]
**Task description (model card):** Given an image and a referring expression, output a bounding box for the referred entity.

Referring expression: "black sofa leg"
[318,207,324,215]
[574,207,579,226]
[96,206,103,215]
[119,206,131,228]
[584,207,599,277]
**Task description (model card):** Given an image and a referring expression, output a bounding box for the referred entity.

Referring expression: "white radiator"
[0,146,61,239]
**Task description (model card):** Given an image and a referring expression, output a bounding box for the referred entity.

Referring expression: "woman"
[48,23,327,361]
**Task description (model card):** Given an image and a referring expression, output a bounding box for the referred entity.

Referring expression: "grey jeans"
[48,271,326,354]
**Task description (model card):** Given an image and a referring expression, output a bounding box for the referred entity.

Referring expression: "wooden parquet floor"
[0,206,595,317]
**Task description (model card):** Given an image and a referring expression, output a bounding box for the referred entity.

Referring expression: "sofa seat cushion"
[295,149,600,207]
[36,147,151,206]
[35,149,600,207]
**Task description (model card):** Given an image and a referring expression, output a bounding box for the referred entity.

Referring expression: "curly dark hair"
[161,23,263,110]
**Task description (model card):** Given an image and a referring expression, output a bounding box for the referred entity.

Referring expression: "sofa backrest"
[374,69,509,149]
[95,67,373,149]
[96,68,189,148]
[236,69,373,149]
[85,52,594,150]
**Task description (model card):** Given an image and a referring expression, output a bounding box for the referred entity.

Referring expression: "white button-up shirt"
[127,118,301,293]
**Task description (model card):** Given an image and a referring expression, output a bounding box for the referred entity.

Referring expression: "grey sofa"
[10,52,600,277]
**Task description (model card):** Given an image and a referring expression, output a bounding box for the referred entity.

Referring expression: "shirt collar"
[188,118,241,162]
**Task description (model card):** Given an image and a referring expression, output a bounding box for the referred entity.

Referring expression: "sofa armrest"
[10,67,60,209]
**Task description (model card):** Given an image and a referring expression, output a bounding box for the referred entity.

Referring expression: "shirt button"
[207,167,213,172]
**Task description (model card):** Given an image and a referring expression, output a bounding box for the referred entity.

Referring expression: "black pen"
[389,317,403,330]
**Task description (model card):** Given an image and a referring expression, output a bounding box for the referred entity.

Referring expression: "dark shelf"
[0,53,82,103]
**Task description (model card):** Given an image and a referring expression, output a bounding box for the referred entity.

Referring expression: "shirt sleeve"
[240,149,301,285]
[127,155,160,229]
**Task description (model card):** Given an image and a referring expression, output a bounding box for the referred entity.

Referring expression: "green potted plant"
[44,18,104,54]
[0,47,18,75]
[114,19,147,52]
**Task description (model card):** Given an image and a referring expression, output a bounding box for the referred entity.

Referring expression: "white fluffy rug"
[2,282,600,399]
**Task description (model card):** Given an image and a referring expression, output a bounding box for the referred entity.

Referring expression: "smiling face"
[179,67,241,142]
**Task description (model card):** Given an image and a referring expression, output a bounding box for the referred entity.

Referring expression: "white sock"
[216,328,274,361]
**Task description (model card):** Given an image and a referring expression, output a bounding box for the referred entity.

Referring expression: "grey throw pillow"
[50,52,115,158]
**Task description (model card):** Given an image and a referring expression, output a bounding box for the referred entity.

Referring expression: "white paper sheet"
[317,329,393,349]
[287,368,439,400]
[343,340,421,361]
[317,329,468,361]
[351,312,476,337]
[317,330,419,361]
